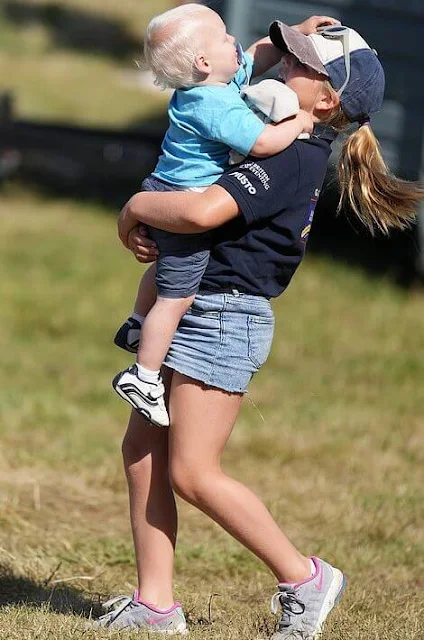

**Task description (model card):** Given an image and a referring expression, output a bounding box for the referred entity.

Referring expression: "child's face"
[278,54,326,113]
[197,10,240,84]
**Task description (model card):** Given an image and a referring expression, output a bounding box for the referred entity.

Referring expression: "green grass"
[0,185,423,639]
[0,0,172,126]
[1,1,424,638]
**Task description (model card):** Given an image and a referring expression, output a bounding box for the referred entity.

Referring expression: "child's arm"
[247,15,340,77]
[250,110,313,158]
[246,36,283,79]
[293,15,340,35]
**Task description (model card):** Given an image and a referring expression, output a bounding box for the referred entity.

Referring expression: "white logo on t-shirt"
[228,171,257,194]
[241,162,271,190]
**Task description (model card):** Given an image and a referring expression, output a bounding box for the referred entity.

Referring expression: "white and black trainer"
[112,365,170,427]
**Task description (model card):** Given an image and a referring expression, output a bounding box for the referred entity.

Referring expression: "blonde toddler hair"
[144,3,211,90]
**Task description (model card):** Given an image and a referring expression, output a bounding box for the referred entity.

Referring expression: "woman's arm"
[118,185,240,248]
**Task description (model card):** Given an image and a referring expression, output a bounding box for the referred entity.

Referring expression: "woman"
[97,23,423,639]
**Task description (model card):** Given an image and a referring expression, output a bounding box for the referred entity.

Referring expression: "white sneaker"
[112,365,170,427]
[94,591,187,634]
[270,557,346,639]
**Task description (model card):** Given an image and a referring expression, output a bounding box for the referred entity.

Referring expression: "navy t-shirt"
[200,130,334,299]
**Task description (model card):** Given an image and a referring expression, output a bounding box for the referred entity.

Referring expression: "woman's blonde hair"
[324,83,424,235]
[144,4,210,90]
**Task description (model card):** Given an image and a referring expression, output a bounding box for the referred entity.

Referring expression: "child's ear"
[194,54,211,74]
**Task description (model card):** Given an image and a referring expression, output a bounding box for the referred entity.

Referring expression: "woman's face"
[278,54,327,114]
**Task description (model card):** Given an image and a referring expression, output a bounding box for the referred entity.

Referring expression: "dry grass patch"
[1,187,423,639]
[2,1,422,636]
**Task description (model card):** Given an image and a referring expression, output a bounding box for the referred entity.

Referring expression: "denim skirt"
[164,290,275,393]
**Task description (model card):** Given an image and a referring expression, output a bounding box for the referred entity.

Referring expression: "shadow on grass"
[3,0,141,60]
[0,564,102,618]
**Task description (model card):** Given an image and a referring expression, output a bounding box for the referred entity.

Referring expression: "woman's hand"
[294,16,340,35]
[128,225,158,264]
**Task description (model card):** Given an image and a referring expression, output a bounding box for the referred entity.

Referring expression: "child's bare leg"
[114,264,157,353]
[137,295,194,371]
[113,295,194,427]
[114,238,208,425]
[134,263,157,318]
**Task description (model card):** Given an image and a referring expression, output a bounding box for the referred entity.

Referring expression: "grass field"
[1,186,423,640]
[1,1,424,639]
[0,0,171,126]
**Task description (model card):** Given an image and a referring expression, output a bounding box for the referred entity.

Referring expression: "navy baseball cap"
[269,21,385,123]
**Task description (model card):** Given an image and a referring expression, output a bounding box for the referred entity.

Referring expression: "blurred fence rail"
[0,93,162,202]
[0,90,421,287]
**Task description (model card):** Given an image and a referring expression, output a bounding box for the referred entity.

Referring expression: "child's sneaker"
[114,317,141,353]
[112,364,170,427]
[270,557,345,639]
[94,591,188,634]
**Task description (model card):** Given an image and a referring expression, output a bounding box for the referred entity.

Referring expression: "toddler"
[113,4,317,427]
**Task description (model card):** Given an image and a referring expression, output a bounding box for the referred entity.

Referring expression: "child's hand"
[296,109,314,134]
[128,225,158,263]
[294,16,340,35]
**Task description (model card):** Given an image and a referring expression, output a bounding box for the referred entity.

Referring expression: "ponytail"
[324,92,424,235]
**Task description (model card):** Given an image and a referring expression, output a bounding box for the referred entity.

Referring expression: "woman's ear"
[314,84,340,118]
[194,53,211,75]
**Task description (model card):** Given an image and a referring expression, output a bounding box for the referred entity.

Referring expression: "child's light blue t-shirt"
[152,51,266,187]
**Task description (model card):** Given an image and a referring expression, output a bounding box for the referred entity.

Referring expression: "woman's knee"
[121,413,168,472]
[169,458,214,505]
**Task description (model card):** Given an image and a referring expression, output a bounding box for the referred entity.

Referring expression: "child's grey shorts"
[164,291,275,393]
[142,176,212,299]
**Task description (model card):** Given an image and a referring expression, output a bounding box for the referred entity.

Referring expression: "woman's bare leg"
[167,372,310,583]
[122,369,176,608]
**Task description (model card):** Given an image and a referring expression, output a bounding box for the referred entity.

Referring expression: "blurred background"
[1,0,424,283]
[0,3,423,639]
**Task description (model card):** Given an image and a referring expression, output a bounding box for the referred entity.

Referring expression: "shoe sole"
[92,620,188,635]
[112,372,169,429]
[313,568,346,639]
[125,625,188,635]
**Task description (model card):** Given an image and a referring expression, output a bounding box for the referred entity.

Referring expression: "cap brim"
[269,21,328,77]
